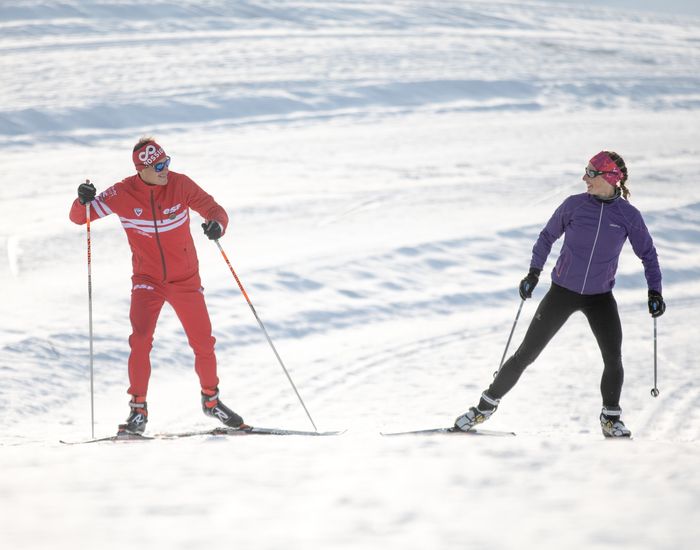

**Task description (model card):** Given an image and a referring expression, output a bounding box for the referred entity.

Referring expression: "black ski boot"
[201,388,245,428]
[118,398,148,435]
[600,406,632,438]
[454,392,500,431]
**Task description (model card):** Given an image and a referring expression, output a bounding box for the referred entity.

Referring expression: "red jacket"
[70,171,228,283]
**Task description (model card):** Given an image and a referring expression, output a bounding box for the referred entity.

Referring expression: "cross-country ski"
[157,426,346,438]
[60,433,155,445]
[60,426,346,444]
[380,427,516,437]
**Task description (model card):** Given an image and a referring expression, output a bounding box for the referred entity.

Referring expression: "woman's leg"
[487,284,579,399]
[582,292,624,408]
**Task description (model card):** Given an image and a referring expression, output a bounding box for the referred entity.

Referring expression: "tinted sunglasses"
[585,167,615,178]
[154,156,171,173]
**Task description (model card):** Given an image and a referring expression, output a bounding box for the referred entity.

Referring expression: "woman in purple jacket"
[454,151,665,438]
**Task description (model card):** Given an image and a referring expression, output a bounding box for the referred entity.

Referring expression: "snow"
[1,1,699,548]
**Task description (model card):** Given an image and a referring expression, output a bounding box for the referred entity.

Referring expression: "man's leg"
[168,279,219,391]
[168,279,244,427]
[127,282,165,397]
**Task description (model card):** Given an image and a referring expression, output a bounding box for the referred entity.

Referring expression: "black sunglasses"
[585,167,614,178]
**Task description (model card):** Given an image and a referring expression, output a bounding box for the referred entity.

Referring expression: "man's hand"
[78,180,96,205]
[202,220,223,240]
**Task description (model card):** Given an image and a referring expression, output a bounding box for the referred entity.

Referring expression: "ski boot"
[454,392,500,431]
[600,407,632,438]
[201,388,245,428]
[118,397,148,435]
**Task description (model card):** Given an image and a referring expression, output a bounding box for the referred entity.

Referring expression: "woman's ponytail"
[607,151,630,200]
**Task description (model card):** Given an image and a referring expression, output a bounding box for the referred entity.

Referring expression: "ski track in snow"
[1,1,700,549]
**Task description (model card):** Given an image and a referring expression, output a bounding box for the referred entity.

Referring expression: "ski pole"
[651,317,659,397]
[86,199,96,438]
[214,239,318,432]
[494,299,525,378]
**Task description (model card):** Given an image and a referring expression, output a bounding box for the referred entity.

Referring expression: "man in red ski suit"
[69,137,245,435]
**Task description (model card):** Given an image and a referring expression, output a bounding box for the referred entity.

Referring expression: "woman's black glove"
[648,290,666,318]
[201,220,223,240]
[519,268,541,300]
[78,181,96,204]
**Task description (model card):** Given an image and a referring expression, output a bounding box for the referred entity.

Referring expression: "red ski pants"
[127,273,219,397]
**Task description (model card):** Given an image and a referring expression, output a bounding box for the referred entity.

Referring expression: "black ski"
[61,426,345,444]
[380,427,516,437]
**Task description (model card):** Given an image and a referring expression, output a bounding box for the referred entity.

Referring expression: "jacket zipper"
[150,190,167,281]
[581,202,604,293]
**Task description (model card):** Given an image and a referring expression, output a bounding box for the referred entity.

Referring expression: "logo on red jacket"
[99,186,118,201]
[134,208,143,217]
[163,203,181,219]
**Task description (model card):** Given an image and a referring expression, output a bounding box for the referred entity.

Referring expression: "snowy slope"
[1,1,699,549]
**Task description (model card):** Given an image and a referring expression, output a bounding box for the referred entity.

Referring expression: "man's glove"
[519,267,541,300]
[648,290,666,318]
[77,181,96,204]
[201,220,223,240]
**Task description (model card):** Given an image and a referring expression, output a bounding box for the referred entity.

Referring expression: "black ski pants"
[487,283,624,408]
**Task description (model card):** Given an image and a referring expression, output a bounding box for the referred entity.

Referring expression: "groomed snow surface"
[1,1,699,549]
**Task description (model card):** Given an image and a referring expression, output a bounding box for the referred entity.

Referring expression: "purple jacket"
[531,192,662,295]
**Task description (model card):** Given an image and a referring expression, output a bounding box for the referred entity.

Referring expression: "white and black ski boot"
[600,407,632,438]
[201,388,245,428]
[118,398,148,435]
[454,392,500,431]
